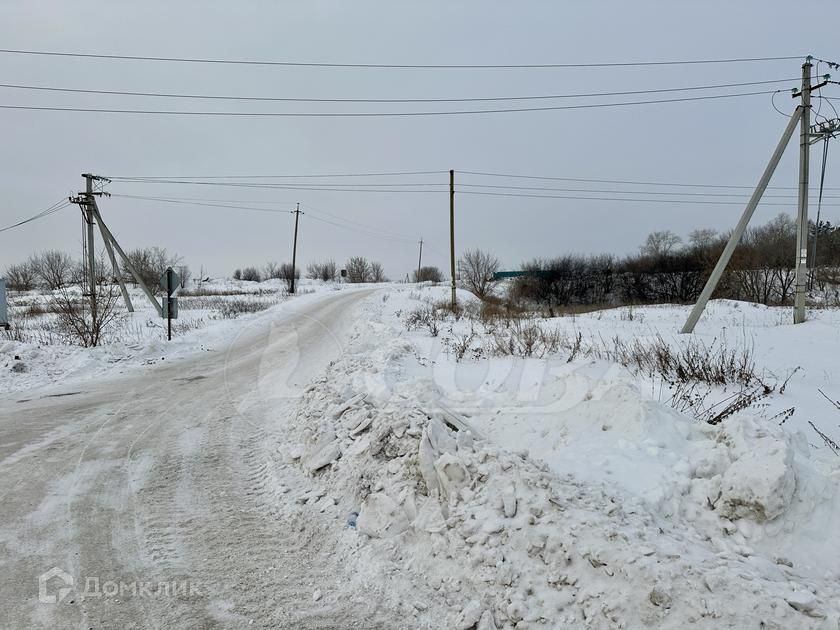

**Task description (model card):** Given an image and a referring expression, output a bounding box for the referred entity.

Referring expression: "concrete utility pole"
[72,175,162,317]
[84,175,97,321]
[417,238,423,281]
[681,106,804,333]
[91,195,133,312]
[794,60,812,324]
[290,203,302,294]
[449,170,456,308]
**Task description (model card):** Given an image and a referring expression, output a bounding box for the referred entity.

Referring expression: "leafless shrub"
[180,287,255,297]
[173,318,206,335]
[403,304,441,337]
[444,328,481,362]
[491,318,564,358]
[49,275,124,347]
[279,263,300,291]
[458,249,500,299]
[264,261,281,280]
[413,266,443,283]
[214,298,275,319]
[240,266,262,282]
[307,260,338,282]
[2,316,66,345]
[592,334,760,389]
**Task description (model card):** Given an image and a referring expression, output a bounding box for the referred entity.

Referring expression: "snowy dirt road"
[0,289,404,629]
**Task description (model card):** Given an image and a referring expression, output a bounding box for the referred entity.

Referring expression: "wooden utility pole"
[449,170,456,308]
[794,60,812,324]
[417,238,423,281]
[290,203,302,294]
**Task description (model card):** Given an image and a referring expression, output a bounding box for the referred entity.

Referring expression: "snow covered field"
[4,281,840,628]
[285,286,840,628]
[0,278,326,394]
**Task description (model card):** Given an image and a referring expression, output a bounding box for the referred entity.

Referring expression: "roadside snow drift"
[281,288,840,629]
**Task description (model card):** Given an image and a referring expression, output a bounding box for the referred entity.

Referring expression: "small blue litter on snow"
[346,511,359,529]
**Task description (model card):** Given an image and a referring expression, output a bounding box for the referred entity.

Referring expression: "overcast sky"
[1,1,838,279]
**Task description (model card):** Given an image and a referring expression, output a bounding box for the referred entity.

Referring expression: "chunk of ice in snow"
[357,492,410,538]
[426,417,457,455]
[785,590,825,618]
[434,452,471,499]
[502,486,517,518]
[718,419,795,522]
[418,429,441,497]
[306,439,341,472]
[413,498,447,533]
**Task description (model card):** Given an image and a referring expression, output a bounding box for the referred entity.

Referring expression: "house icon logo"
[38,567,73,604]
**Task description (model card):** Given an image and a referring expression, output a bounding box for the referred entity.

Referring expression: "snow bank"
[279,287,840,628]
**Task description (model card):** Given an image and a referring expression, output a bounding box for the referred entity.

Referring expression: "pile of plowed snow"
[277,289,840,629]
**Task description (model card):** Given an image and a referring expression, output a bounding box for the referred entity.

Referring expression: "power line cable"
[0,199,71,233]
[455,182,840,199]
[458,190,840,206]
[108,171,839,192]
[459,170,840,191]
[305,213,418,243]
[114,181,444,193]
[108,170,445,180]
[111,194,300,213]
[0,77,801,103]
[111,194,420,243]
[116,179,446,188]
[0,89,780,117]
[0,49,806,69]
[113,178,839,198]
[300,202,417,240]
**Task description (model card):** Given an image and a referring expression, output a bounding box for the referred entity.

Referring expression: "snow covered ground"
[283,286,840,628]
[5,279,840,628]
[0,278,335,394]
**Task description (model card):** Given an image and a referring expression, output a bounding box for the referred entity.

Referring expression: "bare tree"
[458,249,500,299]
[413,266,443,283]
[176,265,191,288]
[370,261,387,283]
[346,256,372,283]
[4,262,36,291]
[32,250,74,290]
[233,268,242,281]
[688,228,719,250]
[640,231,682,257]
[124,247,182,291]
